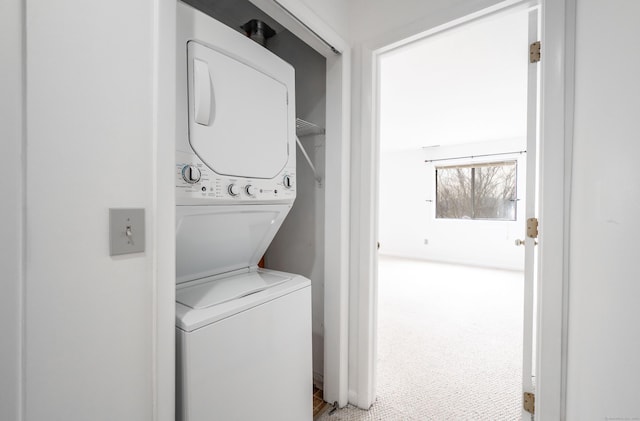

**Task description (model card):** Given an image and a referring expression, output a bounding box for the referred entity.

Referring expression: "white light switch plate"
[109,208,145,256]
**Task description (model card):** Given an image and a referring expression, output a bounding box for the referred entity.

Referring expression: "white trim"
[560,0,576,416]
[351,0,574,415]
[248,0,348,56]
[0,0,26,418]
[271,0,342,54]
[323,29,351,413]
[20,0,27,417]
[361,0,530,54]
[535,0,574,419]
[348,43,379,408]
[522,7,540,408]
[153,0,176,420]
[322,50,352,408]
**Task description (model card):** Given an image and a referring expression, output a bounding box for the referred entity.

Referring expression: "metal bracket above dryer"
[295,118,324,187]
[296,118,325,137]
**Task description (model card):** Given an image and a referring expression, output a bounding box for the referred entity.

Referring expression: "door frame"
[154,0,177,420]
[349,0,575,418]
[157,0,351,416]
[159,0,352,411]
[0,0,25,419]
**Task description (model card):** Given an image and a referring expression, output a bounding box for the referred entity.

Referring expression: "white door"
[520,7,541,419]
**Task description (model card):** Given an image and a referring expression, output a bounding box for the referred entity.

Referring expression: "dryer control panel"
[176,151,296,205]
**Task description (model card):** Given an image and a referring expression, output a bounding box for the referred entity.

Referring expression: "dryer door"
[187,41,290,179]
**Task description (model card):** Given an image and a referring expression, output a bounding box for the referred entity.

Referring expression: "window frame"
[434,159,519,221]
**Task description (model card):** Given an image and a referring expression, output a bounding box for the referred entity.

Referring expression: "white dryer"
[175,3,312,421]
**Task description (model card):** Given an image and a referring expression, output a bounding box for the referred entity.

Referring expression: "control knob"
[182,165,201,184]
[228,184,241,196]
[245,185,257,197]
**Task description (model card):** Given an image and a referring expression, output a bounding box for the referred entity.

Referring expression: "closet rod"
[424,150,526,163]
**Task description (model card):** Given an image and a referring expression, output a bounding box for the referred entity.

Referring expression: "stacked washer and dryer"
[174,3,312,420]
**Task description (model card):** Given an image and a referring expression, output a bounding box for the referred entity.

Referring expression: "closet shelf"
[296,118,325,137]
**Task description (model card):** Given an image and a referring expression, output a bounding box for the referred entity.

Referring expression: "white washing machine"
[175,3,312,421]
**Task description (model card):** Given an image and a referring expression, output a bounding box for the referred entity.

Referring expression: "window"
[435,161,517,220]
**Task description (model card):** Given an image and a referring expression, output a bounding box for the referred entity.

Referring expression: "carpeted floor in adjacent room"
[318,256,523,421]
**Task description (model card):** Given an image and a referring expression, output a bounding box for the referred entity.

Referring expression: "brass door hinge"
[530,41,541,63]
[527,217,539,239]
[523,392,535,414]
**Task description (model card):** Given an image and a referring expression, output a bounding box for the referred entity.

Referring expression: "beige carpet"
[318,257,523,421]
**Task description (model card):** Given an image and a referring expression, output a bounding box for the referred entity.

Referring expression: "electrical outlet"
[424,239,429,245]
[109,208,145,256]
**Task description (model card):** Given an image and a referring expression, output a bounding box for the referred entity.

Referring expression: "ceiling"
[379,10,529,152]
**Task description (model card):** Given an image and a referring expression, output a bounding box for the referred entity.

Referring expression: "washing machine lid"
[175,269,310,331]
[187,41,291,179]
[176,204,291,284]
[176,270,291,309]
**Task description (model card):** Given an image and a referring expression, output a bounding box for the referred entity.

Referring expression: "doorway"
[374,6,537,419]
[348,0,571,417]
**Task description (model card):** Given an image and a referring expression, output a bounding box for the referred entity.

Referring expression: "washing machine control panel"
[176,151,296,205]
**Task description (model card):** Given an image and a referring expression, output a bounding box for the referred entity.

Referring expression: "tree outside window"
[435,161,517,220]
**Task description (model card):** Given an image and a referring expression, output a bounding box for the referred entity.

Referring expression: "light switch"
[109,208,145,256]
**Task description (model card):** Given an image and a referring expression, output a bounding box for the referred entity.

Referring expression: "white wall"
[377,9,528,150]
[0,0,24,419]
[266,30,328,384]
[379,140,526,271]
[23,1,162,419]
[566,0,640,418]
